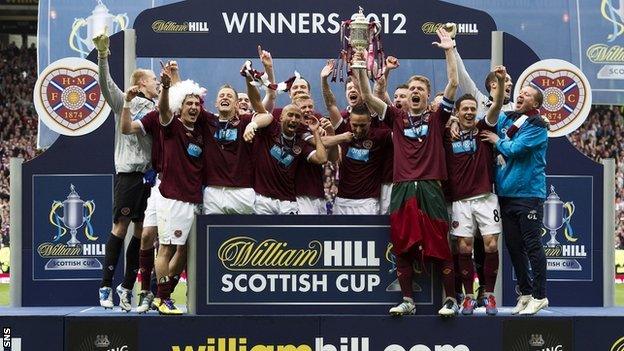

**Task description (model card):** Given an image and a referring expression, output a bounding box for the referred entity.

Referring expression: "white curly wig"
[168,79,207,114]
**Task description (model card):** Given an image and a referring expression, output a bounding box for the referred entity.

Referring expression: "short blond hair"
[130,69,152,86]
[407,75,431,94]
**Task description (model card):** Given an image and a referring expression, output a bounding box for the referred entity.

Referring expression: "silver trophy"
[348,7,371,69]
[543,185,564,247]
[58,184,94,247]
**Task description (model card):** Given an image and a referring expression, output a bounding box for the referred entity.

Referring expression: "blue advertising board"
[31,174,112,281]
[0,313,64,351]
[507,176,594,283]
[197,215,441,315]
[577,0,624,104]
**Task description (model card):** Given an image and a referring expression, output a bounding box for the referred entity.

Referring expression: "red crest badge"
[514,59,592,137]
[34,58,111,136]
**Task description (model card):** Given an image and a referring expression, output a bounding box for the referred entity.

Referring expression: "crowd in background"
[567,105,624,249]
[0,42,39,250]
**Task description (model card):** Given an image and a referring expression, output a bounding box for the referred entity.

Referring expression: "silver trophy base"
[546,231,561,248]
[351,61,367,69]
[66,232,81,247]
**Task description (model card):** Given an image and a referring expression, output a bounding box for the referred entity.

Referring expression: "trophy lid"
[93,0,110,15]
[67,184,81,200]
[546,185,560,202]
[352,6,367,21]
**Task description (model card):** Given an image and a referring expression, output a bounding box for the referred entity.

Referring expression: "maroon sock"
[453,253,462,295]
[484,251,499,293]
[139,249,155,291]
[156,278,172,300]
[396,252,415,298]
[435,258,456,299]
[458,253,475,295]
[170,274,180,292]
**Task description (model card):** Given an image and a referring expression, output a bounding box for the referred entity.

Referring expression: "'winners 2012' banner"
[196,216,441,315]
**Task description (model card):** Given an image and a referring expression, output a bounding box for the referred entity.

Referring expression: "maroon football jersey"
[335,120,391,199]
[383,105,450,182]
[203,111,255,188]
[158,117,204,203]
[253,119,315,201]
[443,119,496,202]
[339,109,393,183]
[295,131,325,198]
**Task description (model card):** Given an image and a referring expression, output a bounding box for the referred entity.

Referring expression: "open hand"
[432,27,454,50]
[321,59,335,79]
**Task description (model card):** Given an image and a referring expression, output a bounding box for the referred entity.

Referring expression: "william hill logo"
[152,20,210,33]
[171,337,470,351]
[421,22,478,35]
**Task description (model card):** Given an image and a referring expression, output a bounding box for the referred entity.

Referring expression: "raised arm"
[246,73,266,114]
[121,86,146,135]
[353,50,387,117]
[158,72,172,125]
[320,117,339,162]
[93,32,124,116]
[163,60,181,85]
[307,116,328,164]
[258,45,277,113]
[373,56,399,106]
[320,59,343,127]
[433,28,458,102]
[485,65,507,126]
[243,74,273,142]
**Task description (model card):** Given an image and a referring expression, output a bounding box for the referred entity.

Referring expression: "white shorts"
[334,197,380,215]
[296,196,327,215]
[379,183,393,215]
[254,194,298,215]
[143,178,163,228]
[203,186,255,214]
[449,193,502,238]
[157,197,198,245]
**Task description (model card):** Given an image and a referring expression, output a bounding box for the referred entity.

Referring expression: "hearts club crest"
[514,59,592,138]
[34,57,111,136]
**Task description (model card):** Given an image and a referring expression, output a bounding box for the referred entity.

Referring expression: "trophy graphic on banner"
[50,184,96,247]
[332,7,385,82]
[385,244,422,292]
[542,185,575,247]
[69,0,128,58]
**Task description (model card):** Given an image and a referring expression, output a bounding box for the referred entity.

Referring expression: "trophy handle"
[114,13,129,32]
[49,201,67,241]
[83,201,98,241]
[69,18,90,57]
[563,201,577,242]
